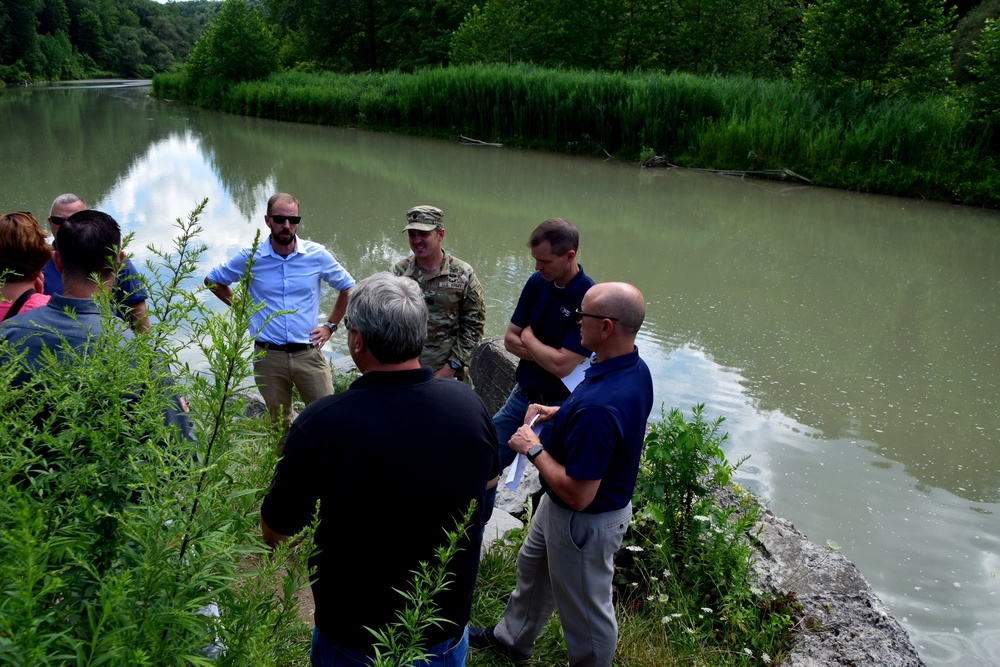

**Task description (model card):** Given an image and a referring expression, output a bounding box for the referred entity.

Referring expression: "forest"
[4,0,998,95]
[0,0,218,81]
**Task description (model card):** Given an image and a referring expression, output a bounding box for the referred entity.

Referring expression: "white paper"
[504,422,544,491]
[561,354,593,392]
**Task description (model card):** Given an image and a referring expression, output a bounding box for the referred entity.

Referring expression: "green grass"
[153,64,1000,208]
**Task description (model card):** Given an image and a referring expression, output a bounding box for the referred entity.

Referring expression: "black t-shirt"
[261,367,499,655]
[510,266,594,401]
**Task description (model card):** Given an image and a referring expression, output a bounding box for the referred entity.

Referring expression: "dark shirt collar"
[584,346,640,380]
[351,366,435,389]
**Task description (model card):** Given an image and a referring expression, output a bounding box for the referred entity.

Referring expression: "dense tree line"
[0,0,218,82]
[240,0,999,100]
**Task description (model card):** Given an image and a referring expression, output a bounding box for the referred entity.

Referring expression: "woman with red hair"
[1,211,52,320]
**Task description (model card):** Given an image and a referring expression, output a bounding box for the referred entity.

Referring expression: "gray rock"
[482,508,523,553]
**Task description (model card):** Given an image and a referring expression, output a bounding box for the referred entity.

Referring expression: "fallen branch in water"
[640,156,811,184]
[454,135,503,147]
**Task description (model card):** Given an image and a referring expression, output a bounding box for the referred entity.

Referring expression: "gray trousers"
[495,494,631,667]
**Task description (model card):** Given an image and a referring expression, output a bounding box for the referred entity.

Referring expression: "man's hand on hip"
[309,325,332,348]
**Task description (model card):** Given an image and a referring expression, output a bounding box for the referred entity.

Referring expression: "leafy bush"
[616,404,797,665]
[0,203,313,665]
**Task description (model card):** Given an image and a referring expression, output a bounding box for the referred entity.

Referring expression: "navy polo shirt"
[510,266,594,400]
[542,347,654,514]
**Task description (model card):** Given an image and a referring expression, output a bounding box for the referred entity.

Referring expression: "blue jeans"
[484,385,563,524]
[311,625,468,667]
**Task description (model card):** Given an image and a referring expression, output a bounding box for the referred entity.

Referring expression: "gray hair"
[346,272,427,363]
[49,193,86,217]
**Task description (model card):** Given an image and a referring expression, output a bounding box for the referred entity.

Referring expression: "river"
[2,81,998,665]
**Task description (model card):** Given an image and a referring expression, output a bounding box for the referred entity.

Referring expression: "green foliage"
[0,202,314,664]
[951,0,1000,83]
[0,0,217,82]
[967,18,1000,130]
[794,0,954,98]
[616,405,796,665]
[151,64,1000,207]
[187,0,279,83]
[449,0,532,66]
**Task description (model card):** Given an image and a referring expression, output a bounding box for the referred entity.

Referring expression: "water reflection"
[3,83,1000,666]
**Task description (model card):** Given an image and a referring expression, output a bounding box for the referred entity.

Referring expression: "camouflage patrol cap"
[403,205,444,232]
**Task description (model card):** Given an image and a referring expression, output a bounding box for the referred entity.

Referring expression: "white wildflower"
[762,652,772,664]
[685,627,696,634]
[693,515,711,522]
[701,607,713,613]
[658,594,669,603]
[625,545,644,552]
[647,595,655,601]
[743,647,754,657]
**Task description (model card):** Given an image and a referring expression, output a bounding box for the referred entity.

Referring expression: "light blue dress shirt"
[206,238,355,345]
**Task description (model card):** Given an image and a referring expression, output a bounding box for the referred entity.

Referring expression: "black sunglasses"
[49,215,66,225]
[575,308,619,323]
[269,215,301,225]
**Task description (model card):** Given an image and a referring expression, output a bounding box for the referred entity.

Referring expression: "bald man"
[470,282,654,667]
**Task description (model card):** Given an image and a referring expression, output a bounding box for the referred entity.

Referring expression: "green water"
[2,81,999,665]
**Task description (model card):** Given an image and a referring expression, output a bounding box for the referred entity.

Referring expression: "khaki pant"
[254,345,333,432]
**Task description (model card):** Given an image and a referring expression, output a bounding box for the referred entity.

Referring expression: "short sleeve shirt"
[510,266,594,400]
[542,347,654,513]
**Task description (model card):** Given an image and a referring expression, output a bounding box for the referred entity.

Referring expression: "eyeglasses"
[343,316,353,331]
[268,215,301,226]
[49,216,66,225]
[575,308,619,323]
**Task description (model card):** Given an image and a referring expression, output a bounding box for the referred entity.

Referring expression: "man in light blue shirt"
[205,192,355,435]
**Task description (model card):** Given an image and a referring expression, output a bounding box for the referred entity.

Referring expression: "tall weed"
[153,65,1000,206]
[0,203,314,665]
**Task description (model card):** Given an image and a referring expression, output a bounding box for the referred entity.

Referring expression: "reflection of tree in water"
[0,86,168,208]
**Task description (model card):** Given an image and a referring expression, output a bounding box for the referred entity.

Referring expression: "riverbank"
[469,337,925,666]
[151,65,999,209]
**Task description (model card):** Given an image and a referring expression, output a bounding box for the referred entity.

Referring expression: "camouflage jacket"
[391,252,486,377]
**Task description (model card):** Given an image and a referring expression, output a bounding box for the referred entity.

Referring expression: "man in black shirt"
[261,272,498,667]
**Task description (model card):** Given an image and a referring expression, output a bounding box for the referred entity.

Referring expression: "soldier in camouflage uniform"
[391,205,486,385]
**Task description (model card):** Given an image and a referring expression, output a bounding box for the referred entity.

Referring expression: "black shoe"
[468,625,532,662]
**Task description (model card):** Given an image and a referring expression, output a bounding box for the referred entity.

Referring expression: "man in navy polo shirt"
[492,217,594,474]
[470,282,654,667]
[205,192,354,436]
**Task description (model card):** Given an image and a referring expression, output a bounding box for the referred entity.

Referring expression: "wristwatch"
[322,322,338,333]
[526,445,544,461]
[448,360,461,371]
